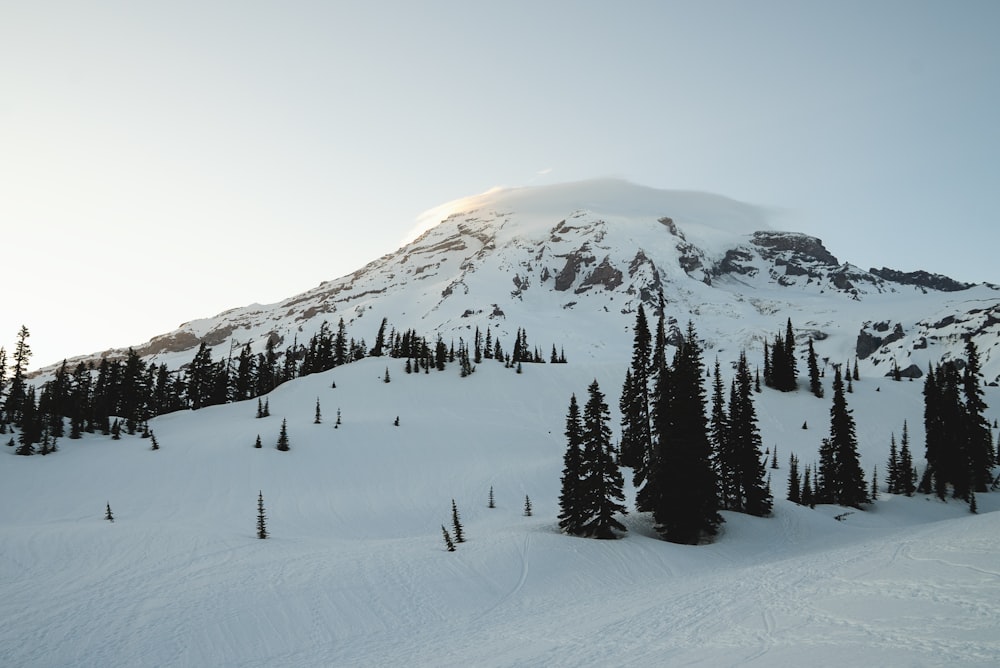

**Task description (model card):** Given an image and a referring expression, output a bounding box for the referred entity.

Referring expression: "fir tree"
[709,359,734,510]
[105,502,114,523]
[643,322,721,543]
[728,351,772,516]
[523,495,533,516]
[962,339,994,493]
[619,306,652,475]
[898,421,916,496]
[886,433,899,494]
[335,408,342,428]
[451,499,465,543]
[150,432,159,451]
[383,367,391,383]
[263,398,270,417]
[787,454,801,504]
[871,466,879,500]
[558,394,586,535]
[807,337,823,398]
[314,398,322,424]
[256,491,267,539]
[441,525,456,552]
[276,418,290,451]
[579,381,627,539]
[801,465,815,508]
[254,434,262,449]
[488,486,496,509]
[822,366,868,508]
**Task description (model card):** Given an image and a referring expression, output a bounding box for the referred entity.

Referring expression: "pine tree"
[314,398,322,424]
[871,466,879,501]
[254,434,262,449]
[150,432,159,451]
[787,454,801,504]
[256,491,268,539]
[579,381,627,539]
[709,359,734,509]
[801,465,815,508]
[886,433,899,494]
[824,366,868,508]
[263,398,270,417]
[771,447,779,470]
[383,367,391,383]
[729,351,772,516]
[643,322,721,543]
[441,525,456,552]
[105,502,114,523]
[898,421,916,496]
[335,408,342,428]
[962,339,994,493]
[488,486,496,509]
[807,337,823,398]
[558,394,586,535]
[619,306,652,475]
[451,499,465,543]
[276,418,290,451]
[524,495,533,516]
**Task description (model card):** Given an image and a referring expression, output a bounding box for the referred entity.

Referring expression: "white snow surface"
[3,356,1000,667]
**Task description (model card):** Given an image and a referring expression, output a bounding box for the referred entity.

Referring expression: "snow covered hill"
[34,179,1000,385]
[6,179,1000,666]
[2,358,999,666]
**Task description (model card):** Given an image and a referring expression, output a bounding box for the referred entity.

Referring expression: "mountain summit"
[48,179,1000,382]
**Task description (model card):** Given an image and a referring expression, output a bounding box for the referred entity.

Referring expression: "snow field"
[1,356,999,666]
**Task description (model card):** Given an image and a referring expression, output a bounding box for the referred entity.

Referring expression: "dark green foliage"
[578,381,628,539]
[801,465,815,507]
[787,454,801,504]
[441,525,456,551]
[488,486,495,508]
[807,338,823,398]
[524,495,532,516]
[256,491,267,539]
[709,360,734,509]
[254,434,262,449]
[451,499,465,543]
[276,418,290,451]
[728,351,772,516]
[105,502,114,523]
[383,367,391,383]
[619,306,652,476]
[819,366,869,508]
[642,322,721,544]
[314,398,322,424]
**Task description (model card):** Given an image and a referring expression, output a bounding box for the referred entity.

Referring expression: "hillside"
[5,179,1000,666]
[33,179,1000,386]
[2,357,999,666]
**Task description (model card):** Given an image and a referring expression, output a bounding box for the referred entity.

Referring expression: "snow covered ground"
[2,357,999,667]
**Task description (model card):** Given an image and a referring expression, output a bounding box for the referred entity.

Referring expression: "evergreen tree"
[871,466,879,501]
[370,317,388,357]
[578,381,627,538]
[886,433,899,494]
[254,434,262,449]
[962,339,994,492]
[256,491,268,539]
[898,421,916,496]
[558,394,586,535]
[4,326,31,424]
[314,398,322,424]
[488,485,496,509]
[784,318,798,388]
[383,367,391,383]
[822,366,868,508]
[523,495,533,516]
[276,418,290,451]
[451,499,465,543]
[441,525,456,551]
[801,465,815,507]
[728,351,772,516]
[787,454,801,504]
[642,322,721,544]
[619,306,652,475]
[150,432,159,451]
[256,398,264,419]
[709,360,734,509]
[807,337,823,398]
[105,502,114,523]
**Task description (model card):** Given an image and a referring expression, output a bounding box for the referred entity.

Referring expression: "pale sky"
[3,1,999,369]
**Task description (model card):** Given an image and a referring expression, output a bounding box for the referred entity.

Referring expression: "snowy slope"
[33,179,1000,386]
[2,357,1000,667]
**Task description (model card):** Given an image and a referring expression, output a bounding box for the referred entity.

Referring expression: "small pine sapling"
[383,367,391,383]
[335,408,342,428]
[523,495,533,517]
[441,525,456,552]
[257,491,268,539]
[150,432,159,451]
[451,499,465,543]
[771,447,779,469]
[263,398,270,417]
[314,398,322,424]
[276,418,290,451]
[393,416,399,427]
[105,502,114,523]
[254,434,262,449]
[488,486,496,508]
[256,398,264,418]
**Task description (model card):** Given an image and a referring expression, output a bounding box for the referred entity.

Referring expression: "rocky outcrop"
[870,267,973,293]
[856,322,905,359]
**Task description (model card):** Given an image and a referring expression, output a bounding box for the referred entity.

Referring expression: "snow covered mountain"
[6,179,1000,666]
[43,178,1000,384]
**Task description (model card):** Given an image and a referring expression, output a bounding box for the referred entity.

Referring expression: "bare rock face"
[751,231,839,266]
[577,256,623,293]
[869,267,974,293]
[856,322,905,359]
